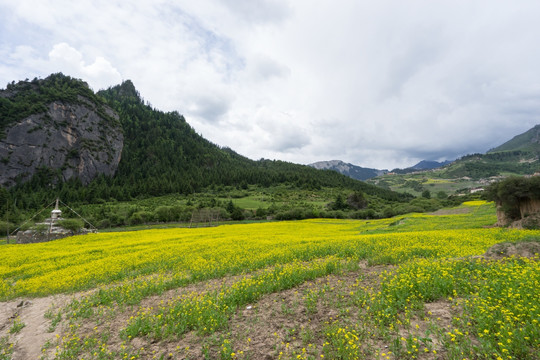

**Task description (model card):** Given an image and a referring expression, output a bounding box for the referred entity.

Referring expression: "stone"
[0,97,123,187]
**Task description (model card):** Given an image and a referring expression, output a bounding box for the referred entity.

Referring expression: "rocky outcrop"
[496,198,540,228]
[309,160,387,181]
[0,96,123,187]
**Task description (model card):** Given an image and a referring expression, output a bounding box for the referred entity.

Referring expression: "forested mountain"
[97,80,409,201]
[433,124,540,179]
[0,74,412,217]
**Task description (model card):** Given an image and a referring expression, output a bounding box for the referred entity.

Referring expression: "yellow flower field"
[1,201,539,359]
[0,201,516,300]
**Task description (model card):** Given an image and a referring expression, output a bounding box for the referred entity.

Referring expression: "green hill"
[488,124,540,153]
[96,80,408,201]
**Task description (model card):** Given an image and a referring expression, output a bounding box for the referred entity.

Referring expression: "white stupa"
[51,198,62,220]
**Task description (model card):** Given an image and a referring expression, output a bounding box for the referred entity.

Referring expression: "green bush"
[155,206,173,222]
[97,219,111,229]
[129,211,154,225]
[0,221,14,235]
[57,218,84,232]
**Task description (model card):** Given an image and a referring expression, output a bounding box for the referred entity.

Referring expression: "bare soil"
[0,295,70,360]
[484,240,540,259]
[429,208,470,216]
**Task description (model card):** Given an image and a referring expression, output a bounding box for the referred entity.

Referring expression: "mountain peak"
[99,80,142,103]
[309,160,386,180]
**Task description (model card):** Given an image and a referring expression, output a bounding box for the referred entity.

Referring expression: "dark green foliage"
[57,218,84,232]
[486,176,540,205]
[330,194,348,211]
[347,191,367,209]
[436,191,448,200]
[421,189,431,199]
[485,176,540,220]
[0,221,14,235]
[441,151,540,179]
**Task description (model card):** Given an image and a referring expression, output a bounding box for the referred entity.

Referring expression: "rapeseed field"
[0,201,538,359]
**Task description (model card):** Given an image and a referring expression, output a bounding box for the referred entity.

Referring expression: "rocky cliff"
[0,94,123,187]
[309,160,387,181]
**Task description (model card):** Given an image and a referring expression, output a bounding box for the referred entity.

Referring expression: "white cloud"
[1,0,540,169]
[46,43,122,90]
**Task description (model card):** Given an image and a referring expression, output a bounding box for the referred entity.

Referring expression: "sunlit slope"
[0,201,534,300]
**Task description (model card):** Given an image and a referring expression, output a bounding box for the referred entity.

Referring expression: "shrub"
[154,206,173,222]
[97,219,111,229]
[0,221,14,235]
[57,218,84,232]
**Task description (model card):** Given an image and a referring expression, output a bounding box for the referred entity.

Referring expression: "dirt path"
[429,207,470,215]
[1,295,70,360]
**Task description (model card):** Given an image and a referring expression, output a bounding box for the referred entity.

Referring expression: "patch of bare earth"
[225,265,387,359]
[38,262,392,359]
[429,208,470,216]
[484,241,540,259]
[8,259,476,360]
[0,294,71,360]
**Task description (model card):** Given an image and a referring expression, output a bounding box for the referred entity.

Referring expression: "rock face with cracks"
[0,96,123,187]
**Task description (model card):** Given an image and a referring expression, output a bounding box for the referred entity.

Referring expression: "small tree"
[436,191,447,200]
[330,194,348,211]
[485,176,540,221]
[347,191,367,209]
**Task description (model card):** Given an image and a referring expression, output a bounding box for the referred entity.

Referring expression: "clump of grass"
[9,317,25,334]
[0,336,14,360]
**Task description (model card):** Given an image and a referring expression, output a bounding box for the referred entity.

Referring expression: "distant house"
[470,187,484,194]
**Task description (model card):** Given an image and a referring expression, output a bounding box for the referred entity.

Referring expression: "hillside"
[309,159,454,180]
[0,74,413,225]
[97,80,407,200]
[488,124,540,153]
[367,124,540,197]
[391,159,453,174]
[427,124,540,179]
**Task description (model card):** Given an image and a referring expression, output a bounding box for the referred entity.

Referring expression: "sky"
[1,0,540,170]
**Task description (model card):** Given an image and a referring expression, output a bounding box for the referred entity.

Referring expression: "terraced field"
[1,201,538,359]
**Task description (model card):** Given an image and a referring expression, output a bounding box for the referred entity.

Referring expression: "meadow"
[0,201,539,359]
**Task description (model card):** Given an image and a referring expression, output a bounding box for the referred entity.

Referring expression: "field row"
[1,201,539,359]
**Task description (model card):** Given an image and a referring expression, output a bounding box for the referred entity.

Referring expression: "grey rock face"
[0,97,123,186]
[309,160,387,181]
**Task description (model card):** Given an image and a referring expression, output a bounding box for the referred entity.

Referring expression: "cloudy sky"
[1,1,539,169]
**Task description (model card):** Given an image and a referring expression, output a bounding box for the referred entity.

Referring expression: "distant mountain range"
[309,159,452,181]
[311,124,540,181]
[309,160,387,181]
[390,160,453,175]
